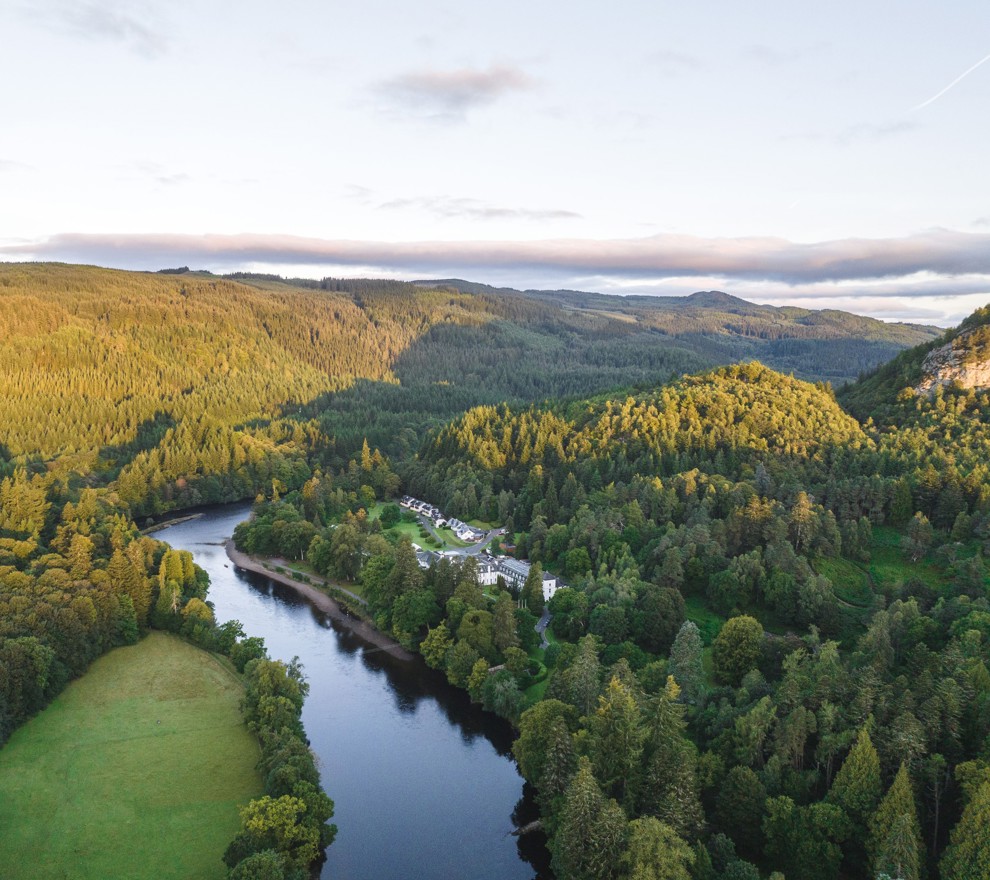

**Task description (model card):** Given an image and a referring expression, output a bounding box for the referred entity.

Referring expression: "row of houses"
[400,495,486,542]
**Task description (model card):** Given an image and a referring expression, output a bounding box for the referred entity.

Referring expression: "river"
[155,504,550,880]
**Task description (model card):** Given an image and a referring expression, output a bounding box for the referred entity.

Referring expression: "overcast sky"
[2,1,988,325]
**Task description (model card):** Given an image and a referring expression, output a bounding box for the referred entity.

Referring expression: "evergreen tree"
[621,817,694,880]
[539,715,577,814]
[589,675,645,806]
[522,562,545,615]
[869,763,923,880]
[828,725,882,828]
[763,797,848,880]
[668,620,705,703]
[902,512,933,562]
[492,591,520,654]
[570,635,603,717]
[550,757,628,880]
[716,766,767,856]
[940,781,990,880]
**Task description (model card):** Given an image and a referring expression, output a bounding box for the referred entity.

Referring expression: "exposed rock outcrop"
[915,326,990,394]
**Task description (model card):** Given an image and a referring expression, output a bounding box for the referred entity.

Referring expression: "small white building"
[477,559,500,587]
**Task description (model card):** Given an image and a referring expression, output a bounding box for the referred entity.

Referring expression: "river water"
[155,505,549,880]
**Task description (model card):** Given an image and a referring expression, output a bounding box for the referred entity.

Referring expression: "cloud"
[836,120,920,145]
[5,229,990,290]
[783,119,919,146]
[25,1,167,58]
[130,161,190,186]
[372,65,533,121]
[6,230,988,326]
[646,50,702,76]
[377,195,579,222]
[0,159,31,173]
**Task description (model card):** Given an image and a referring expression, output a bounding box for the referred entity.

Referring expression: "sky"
[1,1,988,325]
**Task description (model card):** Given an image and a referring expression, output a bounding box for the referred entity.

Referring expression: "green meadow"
[0,632,262,880]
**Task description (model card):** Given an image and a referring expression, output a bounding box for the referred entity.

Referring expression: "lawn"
[436,526,472,548]
[0,632,262,880]
[387,518,437,545]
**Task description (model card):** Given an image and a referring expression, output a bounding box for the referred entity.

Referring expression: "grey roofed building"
[494,558,559,601]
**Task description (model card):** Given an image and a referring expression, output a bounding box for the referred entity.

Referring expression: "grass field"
[386,518,440,547]
[0,632,262,880]
[869,525,947,594]
[815,557,874,607]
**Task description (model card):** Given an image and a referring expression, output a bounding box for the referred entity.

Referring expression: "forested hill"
[420,278,940,383]
[411,363,869,501]
[400,356,990,880]
[841,304,990,420]
[0,262,935,516]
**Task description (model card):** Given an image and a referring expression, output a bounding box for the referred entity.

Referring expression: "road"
[536,608,552,649]
[415,513,501,556]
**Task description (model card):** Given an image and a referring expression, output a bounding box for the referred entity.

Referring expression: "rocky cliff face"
[916,326,990,394]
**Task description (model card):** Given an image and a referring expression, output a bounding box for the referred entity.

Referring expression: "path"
[261,553,368,607]
[224,540,413,660]
[536,608,552,650]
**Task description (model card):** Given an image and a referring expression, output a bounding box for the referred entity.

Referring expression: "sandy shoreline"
[224,540,415,661]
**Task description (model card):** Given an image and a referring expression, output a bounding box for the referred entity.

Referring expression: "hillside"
[412,362,869,503]
[839,303,990,520]
[0,262,933,515]
[251,355,989,880]
[421,279,940,383]
[842,303,990,417]
[2,263,990,880]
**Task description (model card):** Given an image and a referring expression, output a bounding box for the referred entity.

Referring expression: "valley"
[0,263,988,880]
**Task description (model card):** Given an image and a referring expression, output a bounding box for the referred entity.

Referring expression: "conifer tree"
[539,715,576,814]
[570,634,602,717]
[668,621,705,703]
[869,763,923,880]
[640,681,704,840]
[522,562,545,615]
[589,675,644,806]
[621,817,694,880]
[550,757,628,880]
[492,591,520,654]
[940,780,990,880]
[828,726,882,828]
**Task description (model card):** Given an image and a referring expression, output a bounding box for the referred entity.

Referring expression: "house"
[493,558,558,602]
[477,558,500,586]
[416,550,441,570]
[447,517,484,542]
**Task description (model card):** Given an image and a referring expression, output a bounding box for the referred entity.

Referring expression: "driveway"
[415,513,499,556]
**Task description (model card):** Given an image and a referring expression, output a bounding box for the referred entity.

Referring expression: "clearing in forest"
[0,632,262,880]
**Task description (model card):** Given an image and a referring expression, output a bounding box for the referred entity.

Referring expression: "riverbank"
[225,540,415,661]
[142,511,205,534]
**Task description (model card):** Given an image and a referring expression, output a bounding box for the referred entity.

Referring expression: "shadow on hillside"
[96,412,177,475]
